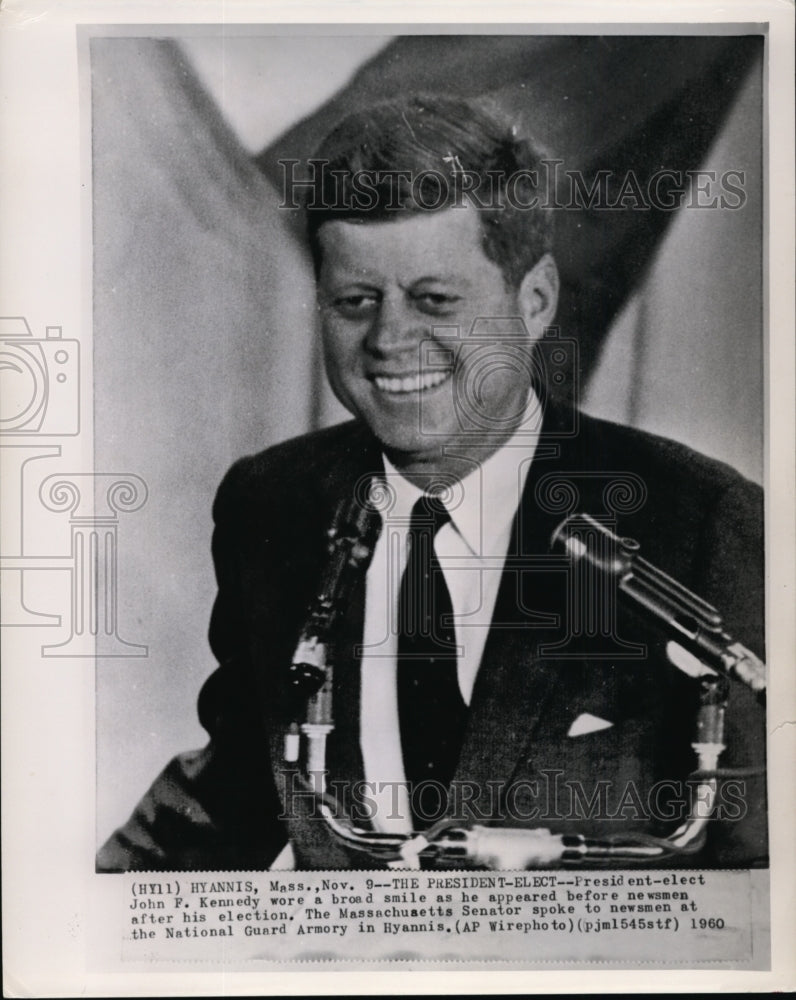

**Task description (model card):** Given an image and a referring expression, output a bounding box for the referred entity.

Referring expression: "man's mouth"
[372,369,452,395]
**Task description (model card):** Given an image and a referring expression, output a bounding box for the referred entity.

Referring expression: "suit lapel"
[452,401,589,805]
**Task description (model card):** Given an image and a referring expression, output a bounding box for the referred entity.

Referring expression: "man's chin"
[377,433,486,485]
[378,437,443,471]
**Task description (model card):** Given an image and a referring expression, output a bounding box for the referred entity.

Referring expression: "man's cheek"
[322,332,350,373]
[322,351,355,407]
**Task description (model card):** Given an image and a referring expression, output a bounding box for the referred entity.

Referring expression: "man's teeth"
[373,370,451,394]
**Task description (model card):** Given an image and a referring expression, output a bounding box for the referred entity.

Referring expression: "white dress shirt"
[360,406,540,832]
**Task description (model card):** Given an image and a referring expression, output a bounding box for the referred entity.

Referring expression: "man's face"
[317,203,555,477]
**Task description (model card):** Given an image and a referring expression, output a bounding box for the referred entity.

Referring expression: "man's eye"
[331,294,379,317]
[415,293,462,314]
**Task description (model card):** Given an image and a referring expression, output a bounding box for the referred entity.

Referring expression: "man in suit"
[97,96,766,872]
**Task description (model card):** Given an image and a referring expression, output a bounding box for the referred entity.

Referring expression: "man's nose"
[364,298,426,359]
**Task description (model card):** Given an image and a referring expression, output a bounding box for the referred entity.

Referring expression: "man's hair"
[304,95,555,287]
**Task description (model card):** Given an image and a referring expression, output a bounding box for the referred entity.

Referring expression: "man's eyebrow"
[319,270,381,286]
[406,275,473,288]
[321,271,473,289]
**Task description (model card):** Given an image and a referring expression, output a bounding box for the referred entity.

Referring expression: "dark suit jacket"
[97,405,767,871]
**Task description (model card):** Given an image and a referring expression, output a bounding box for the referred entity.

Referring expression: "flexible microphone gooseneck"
[550,512,766,701]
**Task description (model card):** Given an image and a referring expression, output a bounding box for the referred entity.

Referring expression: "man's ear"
[518,253,559,334]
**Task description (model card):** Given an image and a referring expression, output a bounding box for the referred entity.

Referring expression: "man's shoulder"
[212,420,378,516]
[574,408,760,497]
[234,419,373,474]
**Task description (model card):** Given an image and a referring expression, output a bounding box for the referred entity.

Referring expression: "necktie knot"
[411,493,451,536]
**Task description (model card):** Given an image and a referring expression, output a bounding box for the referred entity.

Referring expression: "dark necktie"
[397,494,467,828]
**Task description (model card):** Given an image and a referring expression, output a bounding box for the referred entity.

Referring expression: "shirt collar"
[380,390,540,557]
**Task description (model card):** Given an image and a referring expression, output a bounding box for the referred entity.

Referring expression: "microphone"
[551,513,766,700]
[284,485,382,772]
[288,487,383,698]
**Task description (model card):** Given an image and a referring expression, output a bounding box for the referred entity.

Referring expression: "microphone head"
[550,512,633,577]
[329,481,384,569]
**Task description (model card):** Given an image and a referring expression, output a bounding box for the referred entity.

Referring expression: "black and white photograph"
[1,1,794,994]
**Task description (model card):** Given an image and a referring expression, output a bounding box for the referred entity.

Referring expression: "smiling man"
[98,96,766,872]
[315,201,558,482]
